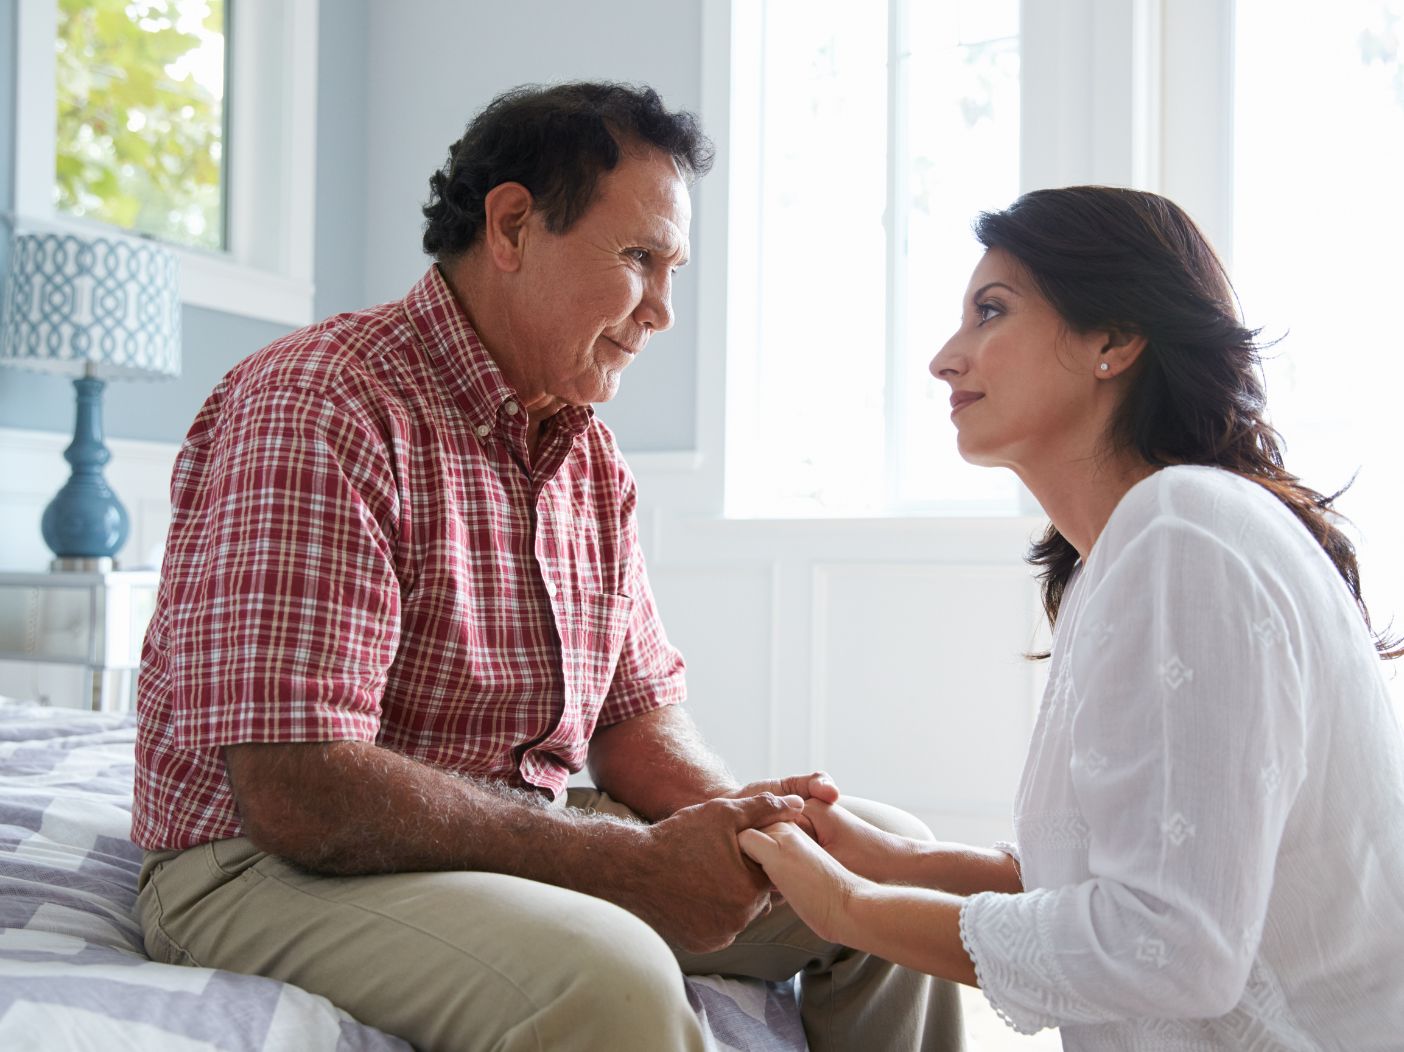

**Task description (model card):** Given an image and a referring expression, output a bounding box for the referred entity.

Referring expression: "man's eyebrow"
[638,236,689,266]
[972,280,1019,300]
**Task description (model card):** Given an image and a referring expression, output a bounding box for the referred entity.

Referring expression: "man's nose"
[636,273,674,333]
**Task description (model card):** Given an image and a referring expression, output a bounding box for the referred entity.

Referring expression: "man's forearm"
[224,738,798,955]
[224,740,648,897]
[586,705,739,820]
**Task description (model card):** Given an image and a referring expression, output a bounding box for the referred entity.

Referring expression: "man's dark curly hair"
[421,82,714,261]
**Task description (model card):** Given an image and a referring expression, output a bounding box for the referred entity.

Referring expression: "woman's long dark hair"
[974,185,1400,659]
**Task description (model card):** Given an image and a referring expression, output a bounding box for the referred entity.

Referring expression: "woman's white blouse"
[960,466,1404,1050]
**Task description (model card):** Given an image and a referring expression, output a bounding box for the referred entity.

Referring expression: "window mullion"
[883,0,910,511]
[1158,0,1235,260]
[13,0,59,222]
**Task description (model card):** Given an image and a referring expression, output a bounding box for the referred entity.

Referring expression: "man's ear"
[1094,328,1148,379]
[481,182,534,273]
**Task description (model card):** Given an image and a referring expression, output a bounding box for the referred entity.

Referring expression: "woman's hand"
[728,771,840,840]
[803,799,918,884]
[738,821,865,944]
[742,818,980,986]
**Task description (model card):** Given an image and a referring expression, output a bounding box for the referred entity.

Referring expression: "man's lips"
[603,335,643,355]
[949,391,984,413]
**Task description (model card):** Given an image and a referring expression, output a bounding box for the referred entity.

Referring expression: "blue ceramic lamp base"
[41,373,130,568]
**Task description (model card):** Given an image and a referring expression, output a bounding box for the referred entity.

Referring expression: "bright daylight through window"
[726,0,1021,517]
[1233,0,1404,704]
[54,0,227,251]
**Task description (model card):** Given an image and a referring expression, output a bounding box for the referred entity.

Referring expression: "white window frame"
[698,0,1236,520]
[12,0,319,327]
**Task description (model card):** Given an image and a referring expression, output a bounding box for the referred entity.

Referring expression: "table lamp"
[0,231,181,571]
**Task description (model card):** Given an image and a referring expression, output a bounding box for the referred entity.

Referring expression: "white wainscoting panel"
[639,497,1051,846]
[647,563,777,784]
[812,562,1042,843]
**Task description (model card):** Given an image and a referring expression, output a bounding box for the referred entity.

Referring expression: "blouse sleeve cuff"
[960,890,1091,1036]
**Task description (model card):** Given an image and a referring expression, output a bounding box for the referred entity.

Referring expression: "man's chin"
[589,370,624,404]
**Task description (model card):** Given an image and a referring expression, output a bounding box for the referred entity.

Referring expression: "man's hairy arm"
[588,705,841,824]
[223,740,799,952]
[587,705,739,819]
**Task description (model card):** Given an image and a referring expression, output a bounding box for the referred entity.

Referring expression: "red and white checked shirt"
[131,266,686,851]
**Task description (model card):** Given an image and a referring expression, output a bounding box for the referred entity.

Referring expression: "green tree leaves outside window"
[55,0,227,251]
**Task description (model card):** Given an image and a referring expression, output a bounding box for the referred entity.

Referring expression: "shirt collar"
[402,265,594,442]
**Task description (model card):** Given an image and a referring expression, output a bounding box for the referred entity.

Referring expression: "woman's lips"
[949,391,984,415]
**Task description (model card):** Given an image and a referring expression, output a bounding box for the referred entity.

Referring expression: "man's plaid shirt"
[132,266,686,851]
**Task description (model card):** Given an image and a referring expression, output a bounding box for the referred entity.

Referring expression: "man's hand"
[626,792,804,954]
[727,771,840,838]
[738,821,864,945]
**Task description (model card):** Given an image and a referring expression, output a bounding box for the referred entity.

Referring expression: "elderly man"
[131,82,962,1051]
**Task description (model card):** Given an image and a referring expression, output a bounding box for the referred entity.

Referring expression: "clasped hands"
[641,771,904,955]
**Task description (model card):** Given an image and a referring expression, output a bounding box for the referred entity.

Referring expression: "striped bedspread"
[0,702,805,1051]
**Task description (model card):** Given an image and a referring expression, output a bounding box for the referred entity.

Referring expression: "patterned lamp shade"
[0,231,182,566]
[0,232,181,380]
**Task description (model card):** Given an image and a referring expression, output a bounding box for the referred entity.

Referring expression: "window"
[717,0,1156,517]
[55,0,228,252]
[724,0,1021,517]
[14,0,319,326]
[1231,0,1404,687]
[707,0,1402,703]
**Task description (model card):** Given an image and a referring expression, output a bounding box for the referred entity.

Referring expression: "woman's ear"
[481,182,534,273]
[1095,329,1148,379]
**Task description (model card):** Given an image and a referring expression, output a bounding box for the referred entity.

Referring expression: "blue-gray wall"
[0,0,368,445]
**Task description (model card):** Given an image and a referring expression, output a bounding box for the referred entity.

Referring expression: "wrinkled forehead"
[588,148,693,259]
[602,147,692,221]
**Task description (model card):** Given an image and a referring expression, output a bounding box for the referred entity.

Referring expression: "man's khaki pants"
[138,792,964,1052]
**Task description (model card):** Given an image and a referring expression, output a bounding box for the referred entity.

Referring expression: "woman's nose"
[929,334,961,379]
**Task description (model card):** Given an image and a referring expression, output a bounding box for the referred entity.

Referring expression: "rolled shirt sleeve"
[165,385,403,750]
[961,518,1308,1032]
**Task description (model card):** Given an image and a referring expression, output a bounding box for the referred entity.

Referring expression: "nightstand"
[0,570,159,712]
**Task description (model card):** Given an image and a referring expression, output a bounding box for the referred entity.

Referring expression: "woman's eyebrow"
[972,281,1019,301]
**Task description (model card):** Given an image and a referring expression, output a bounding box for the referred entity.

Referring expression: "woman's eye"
[975,301,1001,324]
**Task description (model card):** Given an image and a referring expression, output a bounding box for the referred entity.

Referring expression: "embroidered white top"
[960,465,1404,1050]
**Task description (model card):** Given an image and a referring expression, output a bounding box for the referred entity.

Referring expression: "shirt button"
[505,401,519,415]
[475,424,490,438]
[544,580,557,598]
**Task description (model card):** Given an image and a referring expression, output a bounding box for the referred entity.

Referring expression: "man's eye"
[627,248,650,263]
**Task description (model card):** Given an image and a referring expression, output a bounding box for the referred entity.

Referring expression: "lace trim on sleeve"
[959,893,1048,1036]
[960,890,1107,1035]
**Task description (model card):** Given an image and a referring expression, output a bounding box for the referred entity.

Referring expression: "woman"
[739,186,1404,1047]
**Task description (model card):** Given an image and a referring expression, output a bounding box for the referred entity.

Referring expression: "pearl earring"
[1098,362,1110,373]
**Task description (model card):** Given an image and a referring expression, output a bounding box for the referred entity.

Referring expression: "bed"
[0,700,807,1051]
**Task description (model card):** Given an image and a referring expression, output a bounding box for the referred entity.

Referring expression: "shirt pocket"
[565,591,636,717]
